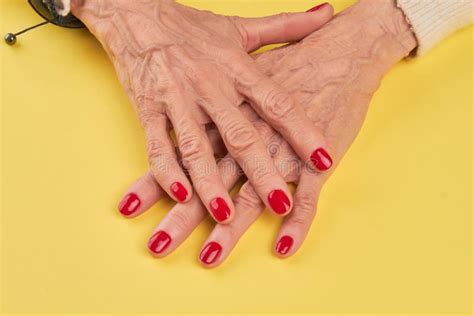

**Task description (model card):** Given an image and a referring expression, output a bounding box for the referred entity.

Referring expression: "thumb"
[233,3,333,52]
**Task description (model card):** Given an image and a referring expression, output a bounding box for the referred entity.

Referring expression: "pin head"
[5,0,85,46]
[29,0,84,28]
[4,33,17,45]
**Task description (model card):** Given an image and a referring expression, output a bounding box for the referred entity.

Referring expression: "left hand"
[118,0,417,266]
[72,0,334,223]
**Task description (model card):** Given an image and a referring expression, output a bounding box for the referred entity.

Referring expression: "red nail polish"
[148,231,172,254]
[200,241,222,265]
[118,193,141,216]
[268,190,291,215]
[210,197,231,222]
[170,182,188,202]
[310,147,333,171]
[306,2,328,12]
[276,235,294,255]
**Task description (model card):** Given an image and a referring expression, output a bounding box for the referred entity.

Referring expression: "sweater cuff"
[396,0,474,55]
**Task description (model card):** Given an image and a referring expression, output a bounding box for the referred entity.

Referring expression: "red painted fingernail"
[170,182,188,202]
[210,197,231,222]
[276,235,294,255]
[148,231,172,254]
[268,190,291,215]
[306,2,328,12]
[310,147,333,171]
[118,193,141,216]
[200,241,222,265]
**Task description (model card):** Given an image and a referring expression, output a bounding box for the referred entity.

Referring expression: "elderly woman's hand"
[71,0,334,223]
[117,0,417,266]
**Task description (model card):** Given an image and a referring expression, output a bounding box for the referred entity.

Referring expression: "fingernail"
[148,231,172,254]
[170,182,188,202]
[210,197,231,222]
[268,190,291,215]
[118,193,141,216]
[306,2,328,12]
[310,147,333,171]
[276,235,294,255]
[200,241,222,265]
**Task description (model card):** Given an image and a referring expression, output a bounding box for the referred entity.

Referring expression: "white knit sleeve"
[396,0,474,55]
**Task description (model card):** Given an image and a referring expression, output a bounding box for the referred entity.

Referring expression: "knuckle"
[276,12,291,23]
[264,91,295,122]
[187,67,207,86]
[230,17,252,50]
[179,135,208,165]
[147,139,168,160]
[147,140,170,175]
[138,108,162,127]
[235,183,263,209]
[166,210,193,232]
[289,192,317,227]
[249,165,275,188]
[135,94,155,107]
[253,120,281,149]
[224,121,257,154]
[226,225,242,244]
[288,211,311,228]
[192,176,217,195]
[149,159,167,177]
[296,190,316,212]
[195,93,213,109]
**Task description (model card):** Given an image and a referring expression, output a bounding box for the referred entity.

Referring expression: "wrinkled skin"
[119,0,417,267]
[71,0,335,223]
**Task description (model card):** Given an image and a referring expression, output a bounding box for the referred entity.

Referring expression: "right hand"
[71,0,334,223]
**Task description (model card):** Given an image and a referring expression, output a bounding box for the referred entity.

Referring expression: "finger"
[236,61,334,172]
[198,154,311,267]
[173,126,228,169]
[140,111,193,204]
[199,182,265,267]
[198,88,293,217]
[118,126,227,219]
[117,172,165,218]
[274,166,322,257]
[147,156,242,257]
[167,106,235,224]
[232,3,333,52]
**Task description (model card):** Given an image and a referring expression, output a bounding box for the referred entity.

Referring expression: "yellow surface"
[1,0,472,314]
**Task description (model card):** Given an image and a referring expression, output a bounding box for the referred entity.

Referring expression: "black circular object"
[5,33,17,45]
[28,0,85,28]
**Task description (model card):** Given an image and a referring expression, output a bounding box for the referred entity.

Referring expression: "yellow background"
[1,0,472,314]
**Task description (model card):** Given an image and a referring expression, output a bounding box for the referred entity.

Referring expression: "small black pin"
[4,21,49,45]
